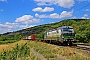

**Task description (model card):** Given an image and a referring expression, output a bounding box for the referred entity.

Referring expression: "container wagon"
[23,34,36,40]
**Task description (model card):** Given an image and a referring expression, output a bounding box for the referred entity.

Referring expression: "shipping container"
[31,34,36,40]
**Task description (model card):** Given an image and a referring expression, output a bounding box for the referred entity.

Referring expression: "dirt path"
[30,48,66,60]
[30,48,47,60]
[56,54,66,60]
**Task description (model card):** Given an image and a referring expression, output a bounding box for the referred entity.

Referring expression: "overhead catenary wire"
[74,3,90,13]
[63,2,90,20]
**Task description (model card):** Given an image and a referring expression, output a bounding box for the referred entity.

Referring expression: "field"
[0,40,28,52]
[0,40,90,60]
[0,40,40,60]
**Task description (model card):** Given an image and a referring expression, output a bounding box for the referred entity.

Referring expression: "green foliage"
[36,32,44,40]
[29,41,56,59]
[0,42,41,60]
[0,43,30,60]
[29,41,90,60]
[0,35,7,41]
[1,19,90,43]
[14,34,22,40]
[0,34,22,44]
[0,40,17,44]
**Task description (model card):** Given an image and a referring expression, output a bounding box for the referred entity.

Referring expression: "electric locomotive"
[44,26,75,45]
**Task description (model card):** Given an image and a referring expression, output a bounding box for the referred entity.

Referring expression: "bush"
[0,35,7,41]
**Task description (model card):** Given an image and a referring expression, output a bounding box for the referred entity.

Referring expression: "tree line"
[0,19,90,43]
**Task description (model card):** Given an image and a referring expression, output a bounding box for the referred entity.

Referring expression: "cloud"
[35,13,48,18]
[32,7,54,12]
[0,9,3,12]
[0,0,7,2]
[60,10,73,18]
[81,14,89,19]
[84,14,88,17]
[71,16,77,19]
[0,21,37,34]
[0,15,42,34]
[49,22,55,24]
[19,25,36,29]
[35,10,73,19]
[32,7,42,12]
[78,0,90,2]
[34,0,74,8]
[15,15,41,25]
[78,0,86,2]
[49,13,59,18]
[56,0,75,8]
[85,9,90,11]
[0,22,19,34]
[0,22,19,29]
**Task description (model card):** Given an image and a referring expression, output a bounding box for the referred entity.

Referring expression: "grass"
[0,41,41,60]
[88,42,90,44]
[0,43,30,60]
[0,40,28,52]
[0,40,90,60]
[29,41,56,59]
[57,47,90,60]
[28,41,90,60]
[76,42,90,45]
[0,40,17,44]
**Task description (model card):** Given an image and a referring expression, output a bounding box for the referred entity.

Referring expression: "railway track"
[70,43,90,56]
[40,40,90,56]
[72,43,90,51]
[40,40,90,51]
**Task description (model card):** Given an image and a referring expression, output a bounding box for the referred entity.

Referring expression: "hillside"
[0,19,90,43]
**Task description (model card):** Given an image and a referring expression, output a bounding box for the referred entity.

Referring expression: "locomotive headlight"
[65,39,67,41]
[68,36,70,38]
[62,35,64,38]
[64,39,67,41]
[62,36,64,38]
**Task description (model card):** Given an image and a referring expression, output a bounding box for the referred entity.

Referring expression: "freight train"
[23,26,75,45]
[23,34,36,40]
[43,26,75,45]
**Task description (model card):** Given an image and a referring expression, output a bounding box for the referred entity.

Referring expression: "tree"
[14,34,22,40]
[0,35,7,41]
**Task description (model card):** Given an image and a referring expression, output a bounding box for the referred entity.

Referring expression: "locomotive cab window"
[63,28,68,32]
[63,28,74,32]
[68,28,74,32]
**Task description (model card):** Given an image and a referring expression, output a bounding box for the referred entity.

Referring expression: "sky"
[0,0,90,34]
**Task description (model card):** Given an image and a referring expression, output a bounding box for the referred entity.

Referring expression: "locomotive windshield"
[63,28,68,32]
[63,28,74,33]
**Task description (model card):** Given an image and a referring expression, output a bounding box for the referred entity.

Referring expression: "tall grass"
[29,41,56,59]
[28,41,90,60]
[0,40,90,60]
[0,43,30,60]
[0,42,40,60]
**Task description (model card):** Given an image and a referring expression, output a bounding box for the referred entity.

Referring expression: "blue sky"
[0,0,90,34]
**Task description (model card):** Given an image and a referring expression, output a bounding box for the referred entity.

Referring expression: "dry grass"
[0,40,28,52]
[28,41,90,60]
[0,40,90,60]
[0,41,41,60]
